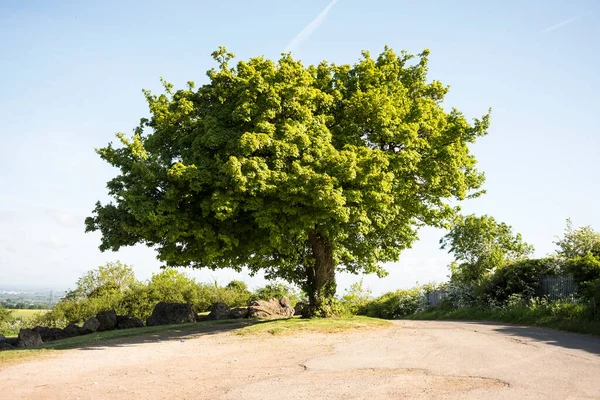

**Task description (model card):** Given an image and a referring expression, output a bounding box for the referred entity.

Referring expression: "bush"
[341,279,372,315]
[361,288,422,319]
[251,283,300,305]
[482,258,559,305]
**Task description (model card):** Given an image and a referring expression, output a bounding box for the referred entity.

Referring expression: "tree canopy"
[440,214,534,283]
[86,47,490,316]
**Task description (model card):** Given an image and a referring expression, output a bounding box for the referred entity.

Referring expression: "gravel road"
[2,320,599,399]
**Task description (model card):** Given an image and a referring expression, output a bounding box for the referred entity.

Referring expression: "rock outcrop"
[247,297,295,319]
[82,317,101,334]
[32,326,67,342]
[116,315,144,329]
[146,302,196,326]
[209,302,231,320]
[96,310,117,332]
[229,307,249,319]
[17,329,43,348]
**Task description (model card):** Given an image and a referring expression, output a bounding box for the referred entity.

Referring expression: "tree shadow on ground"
[459,321,600,355]
[43,318,281,352]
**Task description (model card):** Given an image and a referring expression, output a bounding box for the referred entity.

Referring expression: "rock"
[229,307,249,319]
[63,324,82,338]
[195,314,210,322]
[0,343,15,351]
[82,317,101,334]
[17,329,43,348]
[209,302,231,320]
[146,302,196,326]
[280,296,292,308]
[32,326,67,342]
[248,298,295,319]
[116,316,144,329]
[96,310,117,332]
[4,337,18,347]
[294,301,308,317]
[0,333,5,342]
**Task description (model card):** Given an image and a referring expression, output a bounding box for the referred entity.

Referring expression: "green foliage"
[251,283,300,305]
[482,258,559,305]
[361,288,422,319]
[0,305,12,324]
[86,47,490,314]
[554,219,600,260]
[441,214,534,283]
[410,298,600,336]
[64,261,135,301]
[341,279,372,315]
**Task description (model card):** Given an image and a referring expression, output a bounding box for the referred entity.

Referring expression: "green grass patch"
[9,309,49,320]
[408,306,600,336]
[235,316,391,336]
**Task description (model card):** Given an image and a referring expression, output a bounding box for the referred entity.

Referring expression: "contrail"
[284,0,340,53]
[543,16,580,32]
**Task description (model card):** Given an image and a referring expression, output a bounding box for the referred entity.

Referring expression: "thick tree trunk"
[304,232,336,317]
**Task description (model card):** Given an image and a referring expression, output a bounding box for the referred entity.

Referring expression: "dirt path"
[2,321,599,399]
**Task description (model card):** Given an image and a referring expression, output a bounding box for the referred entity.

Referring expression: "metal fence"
[540,275,575,301]
[422,275,576,308]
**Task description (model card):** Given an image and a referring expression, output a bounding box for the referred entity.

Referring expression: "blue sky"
[0,0,598,294]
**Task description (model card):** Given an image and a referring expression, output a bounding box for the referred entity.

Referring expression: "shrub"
[251,283,300,305]
[341,279,372,315]
[362,288,422,319]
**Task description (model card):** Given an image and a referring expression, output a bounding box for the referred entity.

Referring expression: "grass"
[1,316,389,366]
[9,309,49,319]
[235,316,391,336]
[408,306,600,336]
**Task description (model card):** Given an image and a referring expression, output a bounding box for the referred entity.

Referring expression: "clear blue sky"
[1,0,598,294]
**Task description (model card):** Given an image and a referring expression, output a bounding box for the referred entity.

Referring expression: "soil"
[2,320,600,399]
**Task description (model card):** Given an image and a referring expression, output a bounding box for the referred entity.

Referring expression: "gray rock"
[229,307,249,319]
[96,310,117,332]
[0,333,5,342]
[0,343,15,351]
[294,301,307,317]
[116,316,144,329]
[63,324,82,338]
[82,317,101,334]
[280,296,292,309]
[17,329,43,348]
[209,302,231,320]
[146,302,196,326]
[248,298,295,319]
[32,326,67,342]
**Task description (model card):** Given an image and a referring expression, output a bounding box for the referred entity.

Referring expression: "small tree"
[554,219,600,260]
[86,47,490,316]
[65,261,135,301]
[441,214,534,283]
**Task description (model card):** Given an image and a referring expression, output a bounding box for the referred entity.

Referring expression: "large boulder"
[63,324,82,338]
[247,297,295,319]
[229,307,249,319]
[82,317,101,334]
[209,302,231,320]
[17,329,43,348]
[96,310,117,332]
[294,301,308,317]
[32,326,67,342]
[116,315,144,330]
[0,333,5,342]
[146,302,196,326]
[0,343,15,351]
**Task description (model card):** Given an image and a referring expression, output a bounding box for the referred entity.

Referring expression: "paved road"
[2,320,599,399]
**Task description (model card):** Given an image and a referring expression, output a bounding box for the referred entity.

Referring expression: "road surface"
[2,320,599,399]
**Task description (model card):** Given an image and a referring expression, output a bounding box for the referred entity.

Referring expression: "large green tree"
[86,47,490,316]
[440,214,534,283]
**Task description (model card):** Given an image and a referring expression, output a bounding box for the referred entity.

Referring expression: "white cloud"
[543,16,580,33]
[284,0,340,53]
[45,208,79,228]
[37,236,68,250]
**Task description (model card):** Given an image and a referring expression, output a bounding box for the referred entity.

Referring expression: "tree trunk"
[304,232,336,317]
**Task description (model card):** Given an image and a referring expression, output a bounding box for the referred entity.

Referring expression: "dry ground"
[2,320,600,399]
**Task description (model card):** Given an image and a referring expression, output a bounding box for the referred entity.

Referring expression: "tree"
[554,219,600,260]
[441,215,534,283]
[65,261,135,300]
[0,305,12,324]
[86,47,490,316]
